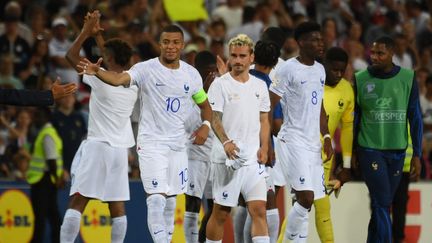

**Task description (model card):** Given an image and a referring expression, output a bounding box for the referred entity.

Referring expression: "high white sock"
[252,236,270,243]
[60,209,81,243]
[266,209,279,243]
[243,212,252,243]
[284,202,309,240]
[293,215,308,243]
[184,211,199,243]
[205,239,222,243]
[164,196,176,242]
[233,206,247,243]
[111,215,127,243]
[147,194,167,243]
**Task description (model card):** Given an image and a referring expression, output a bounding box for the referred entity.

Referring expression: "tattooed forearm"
[211,111,229,143]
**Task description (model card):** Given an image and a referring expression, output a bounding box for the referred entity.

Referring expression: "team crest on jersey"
[255,92,260,99]
[371,162,378,170]
[184,84,190,93]
[151,179,158,188]
[222,191,228,199]
[366,83,375,93]
[299,176,305,184]
[338,99,344,109]
[320,77,325,86]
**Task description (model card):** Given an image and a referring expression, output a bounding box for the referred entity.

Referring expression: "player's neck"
[230,70,249,83]
[297,53,315,66]
[159,56,180,69]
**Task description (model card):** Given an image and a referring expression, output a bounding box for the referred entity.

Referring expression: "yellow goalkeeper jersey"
[322,78,355,165]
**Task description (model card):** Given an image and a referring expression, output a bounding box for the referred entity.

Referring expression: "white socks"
[285,202,309,241]
[147,194,167,243]
[205,239,222,243]
[266,209,279,243]
[184,211,199,243]
[60,209,81,243]
[292,215,308,243]
[233,206,247,243]
[112,215,127,243]
[60,209,128,243]
[252,236,270,243]
[164,196,176,242]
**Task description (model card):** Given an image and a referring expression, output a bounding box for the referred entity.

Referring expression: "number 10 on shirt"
[166,97,181,112]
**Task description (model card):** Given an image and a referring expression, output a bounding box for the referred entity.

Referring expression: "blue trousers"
[357,147,405,243]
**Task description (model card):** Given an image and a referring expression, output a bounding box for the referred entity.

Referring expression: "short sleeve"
[260,83,270,112]
[126,62,146,87]
[207,78,224,112]
[269,66,289,97]
[191,68,204,96]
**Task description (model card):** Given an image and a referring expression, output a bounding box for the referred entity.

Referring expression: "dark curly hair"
[104,38,133,67]
[254,40,280,68]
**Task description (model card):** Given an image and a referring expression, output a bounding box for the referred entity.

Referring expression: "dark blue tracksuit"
[354,65,423,243]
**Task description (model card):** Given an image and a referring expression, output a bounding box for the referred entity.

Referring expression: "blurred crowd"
[0,0,431,181]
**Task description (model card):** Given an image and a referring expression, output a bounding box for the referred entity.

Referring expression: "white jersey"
[269,57,285,82]
[208,72,270,164]
[127,58,203,149]
[185,104,214,161]
[83,73,138,147]
[269,57,326,152]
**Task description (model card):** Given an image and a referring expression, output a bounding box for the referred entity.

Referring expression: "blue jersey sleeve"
[273,102,283,119]
[407,76,423,157]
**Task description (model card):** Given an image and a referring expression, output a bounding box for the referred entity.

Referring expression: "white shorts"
[70,139,130,201]
[138,143,188,196]
[186,159,211,199]
[276,139,325,200]
[212,162,267,207]
[203,172,213,200]
[272,138,287,187]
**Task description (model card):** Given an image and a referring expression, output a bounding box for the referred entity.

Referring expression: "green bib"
[355,68,414,150]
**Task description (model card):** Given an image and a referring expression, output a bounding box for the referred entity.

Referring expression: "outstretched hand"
[51,77,77,100]
[77,57,103,75]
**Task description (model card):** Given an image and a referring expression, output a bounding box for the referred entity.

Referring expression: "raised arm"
[73,11,131,87]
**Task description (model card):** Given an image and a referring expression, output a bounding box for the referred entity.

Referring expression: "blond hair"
[228,34,254,53]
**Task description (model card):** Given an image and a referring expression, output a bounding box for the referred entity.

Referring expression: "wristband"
[343,156,351,169]
[323,134,331,140]
[202,120,211,129]
[222,139,233,147]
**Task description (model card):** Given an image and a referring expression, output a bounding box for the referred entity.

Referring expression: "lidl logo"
[80,200,112,243]
[0,190,34,243]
